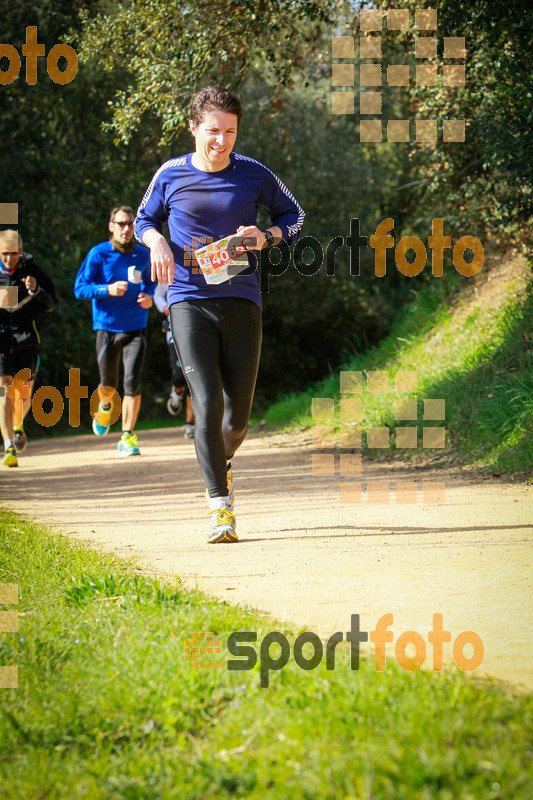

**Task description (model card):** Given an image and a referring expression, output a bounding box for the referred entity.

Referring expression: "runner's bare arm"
[142,229,175,284]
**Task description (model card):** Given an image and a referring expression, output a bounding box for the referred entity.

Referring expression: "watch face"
[265,231,274,246]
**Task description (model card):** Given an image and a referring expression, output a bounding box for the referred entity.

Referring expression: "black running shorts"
[95,329,147,396]
[0,346,39,380]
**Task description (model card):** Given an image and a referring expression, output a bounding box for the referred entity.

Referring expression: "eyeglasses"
[113,220,134,228]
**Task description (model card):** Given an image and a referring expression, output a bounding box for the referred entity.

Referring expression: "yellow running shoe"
[208,507,238,544]
[92,400,114,436]
[3,446,18,468]
[117,432,141,457]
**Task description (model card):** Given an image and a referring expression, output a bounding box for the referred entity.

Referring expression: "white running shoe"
[208,506,237,543]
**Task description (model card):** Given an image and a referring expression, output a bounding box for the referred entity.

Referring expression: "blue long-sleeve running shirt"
[134,152,305,308]
[74,241,155,332]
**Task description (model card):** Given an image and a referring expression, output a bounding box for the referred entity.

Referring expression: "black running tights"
[169,298,262,497]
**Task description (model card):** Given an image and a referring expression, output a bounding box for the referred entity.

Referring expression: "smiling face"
[189,110,238,172]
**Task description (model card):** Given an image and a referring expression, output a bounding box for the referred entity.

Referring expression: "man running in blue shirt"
[75,206,155,457]
[135,85,304,542]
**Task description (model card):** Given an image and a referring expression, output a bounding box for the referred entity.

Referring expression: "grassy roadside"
[259,252,533,475]
[1,508,532,799]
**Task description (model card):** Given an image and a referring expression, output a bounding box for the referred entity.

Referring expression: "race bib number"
[127,266,142,283]
[195,235,256,285]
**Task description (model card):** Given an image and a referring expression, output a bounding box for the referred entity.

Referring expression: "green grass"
[1,508,532,799]
[259,261,533,475]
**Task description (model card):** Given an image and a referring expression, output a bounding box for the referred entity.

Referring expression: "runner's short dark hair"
[190,86,242,127]
[110,206,135,222]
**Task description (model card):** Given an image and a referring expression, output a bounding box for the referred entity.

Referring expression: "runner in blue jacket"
[135,85,304,543]
[75,206,155,457]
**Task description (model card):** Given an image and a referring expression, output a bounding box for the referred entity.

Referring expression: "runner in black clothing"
[0,229,57,467]
[154,282,196,438]
[135,85,304,543]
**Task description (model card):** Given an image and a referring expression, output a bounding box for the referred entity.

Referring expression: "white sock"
[209,496,231,511]
[4,438,13,449]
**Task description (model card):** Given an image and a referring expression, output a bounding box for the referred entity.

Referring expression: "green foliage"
[1,508,533,798]
[363,0,533,234]
[263,254,533,474]
[74,0,335,145]
[63,572,183,607]
[1,1,173,433]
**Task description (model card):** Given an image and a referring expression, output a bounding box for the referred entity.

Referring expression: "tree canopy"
[362,0,533,233]
[75,0,334,144]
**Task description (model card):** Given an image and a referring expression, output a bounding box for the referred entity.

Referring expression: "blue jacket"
[74,241,155,332]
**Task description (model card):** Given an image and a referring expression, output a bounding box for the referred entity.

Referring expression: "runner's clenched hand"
[137,292,153,309]
[108,281,128,296]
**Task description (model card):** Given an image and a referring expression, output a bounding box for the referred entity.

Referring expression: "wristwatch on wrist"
[263,230,274,248]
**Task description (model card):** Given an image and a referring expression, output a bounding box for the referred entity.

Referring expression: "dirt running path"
[1,428,531,689]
